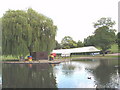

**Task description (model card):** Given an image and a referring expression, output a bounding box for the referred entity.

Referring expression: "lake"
[1,59,120,89]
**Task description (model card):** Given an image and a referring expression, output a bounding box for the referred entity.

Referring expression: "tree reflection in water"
[2,63,57,88]
[85,59,119,88]
[2,59,119,89]
[61,62,76,76]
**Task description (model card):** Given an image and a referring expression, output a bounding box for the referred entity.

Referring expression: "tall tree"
[77,40,84,47]
[84,35,95,46]
[2,10,29,57]
[94,17,115,28]
[61,36,77,49]
[2,9,57,57]
[93,17,116,56]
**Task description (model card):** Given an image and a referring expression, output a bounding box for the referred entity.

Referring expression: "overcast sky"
[0,0,119,43]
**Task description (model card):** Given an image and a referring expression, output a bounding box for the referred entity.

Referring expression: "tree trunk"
[28,45,33,55]
[102,51,105,56]
[28,40,34,55]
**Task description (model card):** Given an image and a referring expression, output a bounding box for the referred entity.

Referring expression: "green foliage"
[116,32,120,49]
[93,17,116,56]
[54,40,62,49]
[93,17,115,28]
[109,44,118,53]
[2,8,57,57]
[77,40,84,47]
[83,17,117,56]
[84,35,95,46]
[61,36,77,49]
[94,27,116,52]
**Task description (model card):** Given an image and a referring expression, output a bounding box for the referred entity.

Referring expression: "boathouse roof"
[52,46,100,54]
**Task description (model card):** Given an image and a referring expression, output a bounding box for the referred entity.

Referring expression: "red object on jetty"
[51,53,56,57]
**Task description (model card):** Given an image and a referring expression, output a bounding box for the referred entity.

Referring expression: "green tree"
[84,35,95,46]
[61,36,77,49]
[93,17,116,56]
[54,40,61,49]
[77,40,84,47]
[94,17,115,28]
[116,32,120,49]
[2,8,57,57]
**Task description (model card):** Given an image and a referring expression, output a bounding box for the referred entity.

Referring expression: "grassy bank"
[71,55,119,58]
[109,44,119,53]
[56,54,119,60]
[2,55,19,61]
[2,55,29,61]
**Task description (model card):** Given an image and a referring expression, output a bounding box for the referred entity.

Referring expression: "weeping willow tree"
[2,8,57,57]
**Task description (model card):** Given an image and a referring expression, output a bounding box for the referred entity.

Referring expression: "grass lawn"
[56,54,119,60]
[109,44,119,53]
[2,55,19,61]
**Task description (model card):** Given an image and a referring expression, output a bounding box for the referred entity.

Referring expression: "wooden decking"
[3,59,71,64]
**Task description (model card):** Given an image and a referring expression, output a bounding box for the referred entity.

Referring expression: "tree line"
[2,8,57,57]
[1,9,119,57]
[55,17,119,56]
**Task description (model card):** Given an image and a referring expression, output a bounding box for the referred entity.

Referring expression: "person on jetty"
[49,54,54,60]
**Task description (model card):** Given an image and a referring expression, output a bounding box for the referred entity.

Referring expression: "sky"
[0,0,119,43]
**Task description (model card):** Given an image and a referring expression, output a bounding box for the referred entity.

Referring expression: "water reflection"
[53,59,119,88]
[86,59,119,88]
[2,63,57,88]
[62,62,76,76]
[2,59,120,89]
[53,61,97,88]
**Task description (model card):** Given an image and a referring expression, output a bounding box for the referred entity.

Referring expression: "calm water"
[1,59,120,88]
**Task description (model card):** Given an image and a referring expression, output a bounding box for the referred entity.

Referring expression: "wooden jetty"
[2,59,70,64]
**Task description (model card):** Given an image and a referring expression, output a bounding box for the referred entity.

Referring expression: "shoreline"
[2,56,118,64]
[2,59,70,64]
